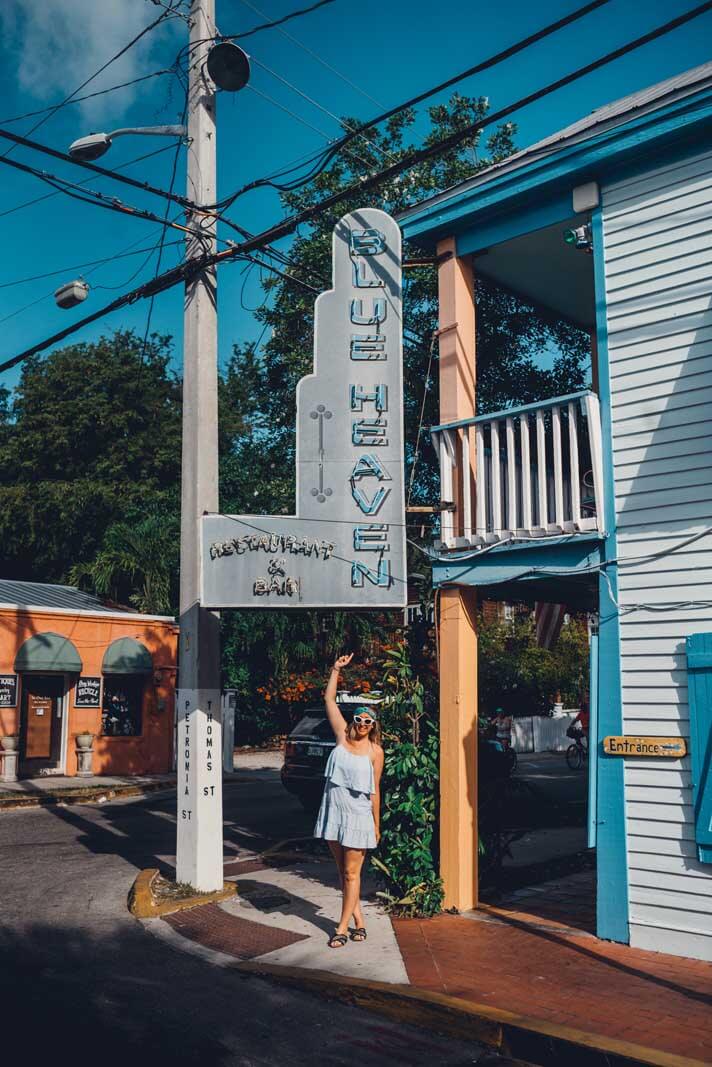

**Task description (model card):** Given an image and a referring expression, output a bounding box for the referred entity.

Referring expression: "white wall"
[512,713,579,753]
[602,146,712,961]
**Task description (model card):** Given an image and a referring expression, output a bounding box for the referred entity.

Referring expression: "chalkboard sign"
[0,674,17,708]
[75,676,101,708]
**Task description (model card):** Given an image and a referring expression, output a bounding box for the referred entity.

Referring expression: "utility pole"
[176,0,223,891]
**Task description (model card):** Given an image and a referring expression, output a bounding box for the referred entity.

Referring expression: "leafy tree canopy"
[0,329,182,583]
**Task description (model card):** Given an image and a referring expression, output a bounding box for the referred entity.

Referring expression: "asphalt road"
[515,751,588,808]
[0,763,493,1067]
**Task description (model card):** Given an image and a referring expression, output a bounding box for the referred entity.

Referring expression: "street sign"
[201,208,406,610]
[603,736,687,758]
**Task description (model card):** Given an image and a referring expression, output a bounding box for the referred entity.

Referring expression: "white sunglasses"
[353,714,375,726]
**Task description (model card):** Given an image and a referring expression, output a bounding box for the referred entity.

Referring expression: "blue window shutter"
[685,633,712,864]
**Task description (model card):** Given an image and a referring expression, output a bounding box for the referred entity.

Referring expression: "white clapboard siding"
[625,767,691,788]
[629,869,712,894]
[602,147,712,962]
[627,836,700,860]
[626,817,696,840]
[627,840,700,866]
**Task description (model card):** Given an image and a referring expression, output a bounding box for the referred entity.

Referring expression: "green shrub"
[373,643,444,917]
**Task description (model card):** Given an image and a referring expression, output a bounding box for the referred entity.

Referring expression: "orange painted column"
[436,237,478,912]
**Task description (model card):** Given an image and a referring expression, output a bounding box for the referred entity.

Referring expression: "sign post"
[201,208,406,610]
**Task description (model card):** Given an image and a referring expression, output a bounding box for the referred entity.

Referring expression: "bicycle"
[566,732,587,771]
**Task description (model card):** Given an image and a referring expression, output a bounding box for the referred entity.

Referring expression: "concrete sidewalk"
[0,772,177,808]
[143,843,712,1066]
[0,749,283,809]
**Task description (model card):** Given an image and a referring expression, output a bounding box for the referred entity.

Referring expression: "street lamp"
[68,124,187,162]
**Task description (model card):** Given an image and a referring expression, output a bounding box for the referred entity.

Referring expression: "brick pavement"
[393,903,712,1063]
[487,869,597,934]
[164,903,309,960]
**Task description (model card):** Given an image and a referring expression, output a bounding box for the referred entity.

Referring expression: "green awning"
[102,637,152,675]
[15,632,82,673]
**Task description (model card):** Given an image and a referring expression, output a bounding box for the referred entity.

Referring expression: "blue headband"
[354,705,378,719]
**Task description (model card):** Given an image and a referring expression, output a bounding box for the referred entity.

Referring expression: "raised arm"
[324,653,353,740]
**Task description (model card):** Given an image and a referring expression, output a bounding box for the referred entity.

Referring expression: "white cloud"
[0,0,180,122]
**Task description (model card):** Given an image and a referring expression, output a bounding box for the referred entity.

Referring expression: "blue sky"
[0,0,711,393]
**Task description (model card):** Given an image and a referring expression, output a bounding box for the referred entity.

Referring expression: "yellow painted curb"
[232,960,707,1067]
[128,868,236,918]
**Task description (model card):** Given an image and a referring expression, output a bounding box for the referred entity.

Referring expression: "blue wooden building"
[400,61,712,961]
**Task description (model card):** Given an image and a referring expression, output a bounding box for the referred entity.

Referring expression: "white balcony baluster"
[536,410,547,531]
[520,415,532,533]
[490,421,501,538]
[440,428,456,547]
[568,401,581,528]
[475,425,486,540]
[551,404,564,531]
[430,390,605,551]
[584,392,605,534]
[505,416,516,534]
[458,428,472,544]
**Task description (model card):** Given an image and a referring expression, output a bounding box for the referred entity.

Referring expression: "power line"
[246,83,337,140]
[0,143,177,221]
[228,0,336,39]
[0,153,208,240]
[213,0,712,231]
[2,6,177,157]
[250,56,399,166]
[213,0,613,209]
[245,83,376,173]
[176,0,336,72]
[0,240,183,290]
[0,69,174,127]
[139,93,190,375]
[236,0,383,108]
[0,126,197,211]
[4,2,712,375]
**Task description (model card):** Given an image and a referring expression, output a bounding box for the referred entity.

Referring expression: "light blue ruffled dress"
[314,743,377,850]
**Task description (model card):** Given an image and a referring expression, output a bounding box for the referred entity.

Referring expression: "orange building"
[0,579,178,778]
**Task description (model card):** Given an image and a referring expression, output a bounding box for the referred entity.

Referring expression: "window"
[101,676,144,737]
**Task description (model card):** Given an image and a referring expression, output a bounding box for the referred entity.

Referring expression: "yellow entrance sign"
[603,736,687,758]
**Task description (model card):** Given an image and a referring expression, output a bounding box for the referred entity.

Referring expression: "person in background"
[494,707,513,749]
[570,696,590,745]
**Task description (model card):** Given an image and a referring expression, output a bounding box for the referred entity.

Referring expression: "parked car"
[281,693,381,814]
[281,694,514,814]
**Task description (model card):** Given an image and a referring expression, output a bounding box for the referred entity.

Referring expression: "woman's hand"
[333,653,354,671]
[375,826,381,845]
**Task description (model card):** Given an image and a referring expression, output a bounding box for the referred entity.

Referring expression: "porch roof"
[398,60,712,251]
[432,533,602,611]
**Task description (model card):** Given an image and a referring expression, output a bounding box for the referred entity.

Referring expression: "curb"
[129,868,237,918]
[143,906,705,1067]
[0,779,175,811]
[229,962,705,1067]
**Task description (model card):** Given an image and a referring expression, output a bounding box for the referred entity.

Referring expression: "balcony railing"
[430,390,605,550]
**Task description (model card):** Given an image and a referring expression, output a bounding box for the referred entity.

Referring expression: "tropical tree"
[0,329,183,583]
[69,513,179,615]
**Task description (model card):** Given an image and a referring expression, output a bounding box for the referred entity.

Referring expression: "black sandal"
[350,927,367,942]
[328,933,348,949]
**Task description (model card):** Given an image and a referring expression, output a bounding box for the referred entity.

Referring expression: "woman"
[314,652,384,949]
